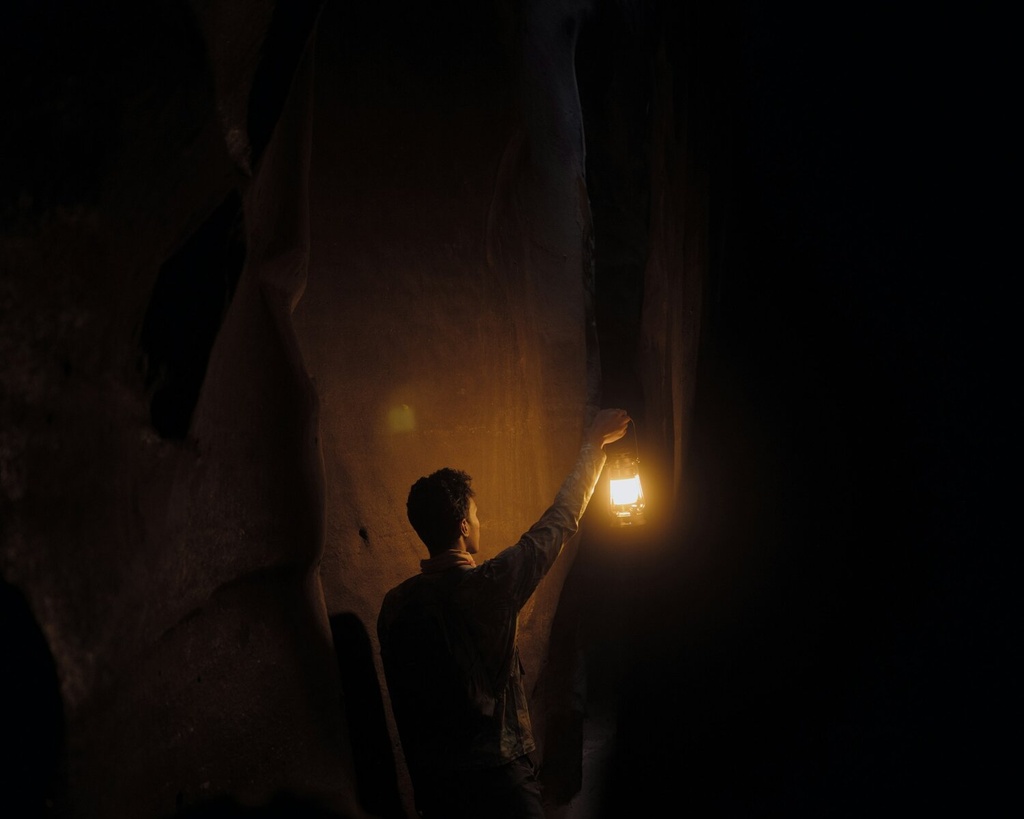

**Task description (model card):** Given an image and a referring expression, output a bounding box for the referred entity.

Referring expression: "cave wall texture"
[2,1,691,816]
[1,1,1007,818]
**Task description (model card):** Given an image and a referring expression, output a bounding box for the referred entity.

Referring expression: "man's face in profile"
[463,497,480,554]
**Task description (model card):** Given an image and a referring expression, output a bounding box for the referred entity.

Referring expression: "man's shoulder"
[383,572,423,599]
[385,568,476,605]
[379,574,422,619]
[379,570,464,627]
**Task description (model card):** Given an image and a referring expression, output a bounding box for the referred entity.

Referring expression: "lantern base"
[611,508,647,526]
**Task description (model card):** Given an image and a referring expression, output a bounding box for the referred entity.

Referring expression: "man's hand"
[586,408,631,449]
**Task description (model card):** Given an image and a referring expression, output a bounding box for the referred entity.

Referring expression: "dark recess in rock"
[248,0,327,169]
[140,190,246,440]
[329,612,405,819]
[0,580,66,818]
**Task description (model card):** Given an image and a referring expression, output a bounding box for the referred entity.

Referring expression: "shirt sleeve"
[475,441,607,610]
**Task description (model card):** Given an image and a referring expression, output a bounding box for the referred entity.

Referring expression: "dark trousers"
[415,755,545,819]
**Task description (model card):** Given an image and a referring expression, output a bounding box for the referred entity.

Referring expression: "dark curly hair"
[406,468,475,555]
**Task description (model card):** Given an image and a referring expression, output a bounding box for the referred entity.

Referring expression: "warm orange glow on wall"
[387,403,416,433]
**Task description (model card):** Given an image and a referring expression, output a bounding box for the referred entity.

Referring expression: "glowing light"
[387,403,416,433]
[608,450,646,526]
[610,475,642,506]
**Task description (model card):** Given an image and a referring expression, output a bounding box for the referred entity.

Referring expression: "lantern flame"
[607,450,646,526]
[610,475,642,506]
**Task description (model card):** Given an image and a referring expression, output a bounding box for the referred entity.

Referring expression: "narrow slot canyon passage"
[1,2,1005,818]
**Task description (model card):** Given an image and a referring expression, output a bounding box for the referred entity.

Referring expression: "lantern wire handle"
[629,418,640,464]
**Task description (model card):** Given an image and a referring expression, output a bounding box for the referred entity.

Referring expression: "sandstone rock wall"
[2,2,668,817]
[2,3,365,816]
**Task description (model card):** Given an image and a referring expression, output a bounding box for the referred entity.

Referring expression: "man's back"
[378,561,534,779]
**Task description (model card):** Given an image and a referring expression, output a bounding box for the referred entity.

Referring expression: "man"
[377,408,631,818]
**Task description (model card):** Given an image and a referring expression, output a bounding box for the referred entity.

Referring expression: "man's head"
[407,468,479,555]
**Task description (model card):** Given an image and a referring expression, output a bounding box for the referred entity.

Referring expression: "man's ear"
[460,518,470,537]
